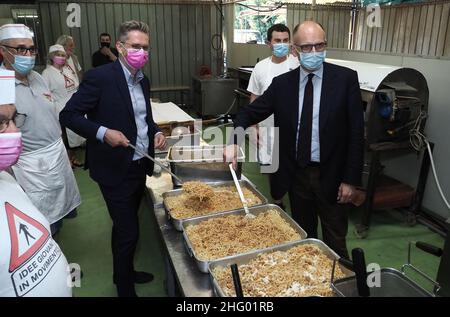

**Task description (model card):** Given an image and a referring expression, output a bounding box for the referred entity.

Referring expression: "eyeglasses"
[121,42,150,52]
[0,113,27,133]
[1,44,38,56]
[292,42,327,53]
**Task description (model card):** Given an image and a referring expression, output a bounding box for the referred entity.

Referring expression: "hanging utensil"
[230,263,244,297]
[352,248,370,297]
[128,143,184,184]
[228,163,254,219]
[331,248,370,297]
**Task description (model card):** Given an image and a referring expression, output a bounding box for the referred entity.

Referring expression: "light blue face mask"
[272,43,290,58]
[299,51,326,71]
[12,55,35,75]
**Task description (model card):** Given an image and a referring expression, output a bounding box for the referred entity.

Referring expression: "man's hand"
[224,144,240,170]
[154,133,167,150]
[104,129,129,147]
[249,124,264,147]
[337,183,356,204]
[100,46,111,56]
[100,47,117,61]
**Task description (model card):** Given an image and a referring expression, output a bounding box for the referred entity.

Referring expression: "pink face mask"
[0,132,23,171]
[124,47,149,69]
[53,56,66,66]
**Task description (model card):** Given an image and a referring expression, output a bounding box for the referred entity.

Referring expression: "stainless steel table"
[150,204,213,297]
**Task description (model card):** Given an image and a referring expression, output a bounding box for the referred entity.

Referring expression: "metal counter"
[150,199,214,297]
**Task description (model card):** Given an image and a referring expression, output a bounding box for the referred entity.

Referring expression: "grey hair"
[118,20,149,42]
[55,34,73,47]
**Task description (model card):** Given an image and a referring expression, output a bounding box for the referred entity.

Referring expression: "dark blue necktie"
[297,73,314,167]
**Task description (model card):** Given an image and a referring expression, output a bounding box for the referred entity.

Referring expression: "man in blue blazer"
[60,20,166,297]
[226,21,364,258]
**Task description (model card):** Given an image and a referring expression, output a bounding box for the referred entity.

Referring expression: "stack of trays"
[161,177,351,297]
[165,145,245,187]
[155,126,201,157]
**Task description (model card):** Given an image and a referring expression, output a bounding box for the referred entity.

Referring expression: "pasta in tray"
[182,181,214,202]
[185,209,301,261]
[212,244,347,297]
[165,184,263,219]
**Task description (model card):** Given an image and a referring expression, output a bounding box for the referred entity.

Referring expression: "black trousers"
[98,159,148,297]
[268,172,286,201]
[288,164,350,259]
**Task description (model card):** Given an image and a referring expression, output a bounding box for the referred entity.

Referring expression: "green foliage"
[234,0,286,43]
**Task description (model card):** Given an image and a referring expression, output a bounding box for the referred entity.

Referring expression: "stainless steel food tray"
[331,268,432,297]
[208,238,353,297]
[182,204,307,273]
[166,145,245,187]
[162,179,268,231]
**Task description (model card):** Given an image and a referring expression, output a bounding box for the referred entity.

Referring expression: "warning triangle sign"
[5,202,50,272]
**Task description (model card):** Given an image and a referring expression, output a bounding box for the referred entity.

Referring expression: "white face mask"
[272,43,290,58]
[299,51,326,70]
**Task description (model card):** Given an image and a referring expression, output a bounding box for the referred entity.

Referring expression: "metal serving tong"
[128,143,183,184]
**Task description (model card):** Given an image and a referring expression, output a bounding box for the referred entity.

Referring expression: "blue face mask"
[12,55,35,75]
[299,51,326,71]
[272,43,290,58]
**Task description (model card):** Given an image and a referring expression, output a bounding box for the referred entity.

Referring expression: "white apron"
[42,65,85,148]
[66,128,85,149]
[11,138,81,224]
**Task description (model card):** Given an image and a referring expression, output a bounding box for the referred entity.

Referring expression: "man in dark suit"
[226,21,364,258]
[92,32,119,68]
[60,20,166,297]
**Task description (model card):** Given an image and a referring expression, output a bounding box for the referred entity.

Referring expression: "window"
[10,7,45,66]
[234,1,286,44]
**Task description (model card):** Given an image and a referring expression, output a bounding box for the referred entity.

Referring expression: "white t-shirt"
[247,54,299,165]
[0,172,72,297]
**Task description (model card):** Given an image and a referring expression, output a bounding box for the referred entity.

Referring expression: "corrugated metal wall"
[354,1,450,57]
[286,1,450,57]
[287,3,351,49]
[38,1,223,103]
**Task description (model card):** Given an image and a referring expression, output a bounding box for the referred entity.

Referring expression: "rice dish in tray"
[165,184,263,219]
[185,209,302,261]
[212,244,346,297]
